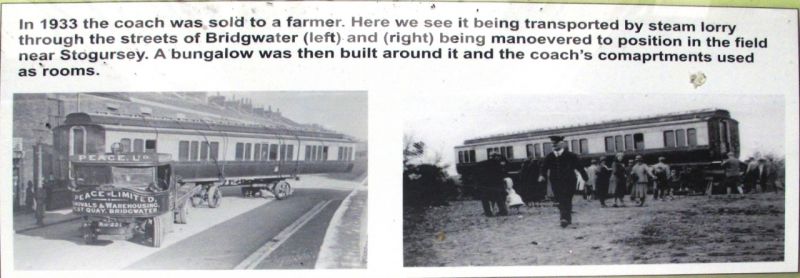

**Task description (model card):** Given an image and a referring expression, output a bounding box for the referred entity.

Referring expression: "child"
[505,177,524,214]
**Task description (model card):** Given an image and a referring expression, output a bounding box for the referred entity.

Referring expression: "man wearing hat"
[651,157,671,201]
[720,152,744,197]
[478,151,509,217]
[538,135,589,228]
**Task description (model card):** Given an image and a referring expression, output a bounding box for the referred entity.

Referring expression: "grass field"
[404,193,785,266]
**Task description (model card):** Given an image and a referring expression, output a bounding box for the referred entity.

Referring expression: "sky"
[214,91,367,141]
[403,93,786,175]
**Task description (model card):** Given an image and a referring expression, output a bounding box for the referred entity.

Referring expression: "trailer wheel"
[208,187,222,208]
[149,216,164,248]
[272,180,291,200]
[175,198,190,224]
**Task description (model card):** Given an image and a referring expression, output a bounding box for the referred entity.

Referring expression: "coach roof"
[64,112,352,141]
[462,109,730,145]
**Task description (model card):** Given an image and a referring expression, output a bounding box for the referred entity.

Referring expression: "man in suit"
[539,136,589,228]
[478,152,509,217]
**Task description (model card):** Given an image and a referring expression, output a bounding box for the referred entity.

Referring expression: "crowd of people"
[474,136,782,228]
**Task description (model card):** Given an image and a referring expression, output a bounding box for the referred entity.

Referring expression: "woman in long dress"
[595,156,613,207]
[609,153,627,207]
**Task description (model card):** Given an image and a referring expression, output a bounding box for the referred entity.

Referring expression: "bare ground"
[403,193,784,267]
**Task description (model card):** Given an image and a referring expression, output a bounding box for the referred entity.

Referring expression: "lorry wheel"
[208,187,222,208]
[176,198,190,224]
[150,216,164,248]
[272,180,291,200]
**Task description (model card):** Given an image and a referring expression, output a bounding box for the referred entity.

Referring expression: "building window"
[201,142,209,160]
[179,141,190,161]
[614,135,623,153]
[664,130,676,148]
[580,139,589,154]
[235,143,244,161]
[133,139,144,153]
[676,129,686,147]
[120,138,131,152]
[191,141,199,161]
[209,142,219,161]
[145,140,157,153]
[244,143,252,161]
[634,133,645,150]
[269,144,279,161]
[687,128,697,146]
[253,144,261,161]
[543,143,553,155]
[605,136,614,153]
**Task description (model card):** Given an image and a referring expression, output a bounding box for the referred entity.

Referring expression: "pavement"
[315,180,368,268]
[12,174,367,270]
[14,208,81,233]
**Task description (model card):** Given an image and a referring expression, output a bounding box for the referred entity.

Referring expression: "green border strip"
[0,0,798,9]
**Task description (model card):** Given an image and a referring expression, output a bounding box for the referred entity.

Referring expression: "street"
[14,175,364,270]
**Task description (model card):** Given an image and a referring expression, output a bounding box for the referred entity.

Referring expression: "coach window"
[269,144,279,161]
[459,151,465,163]
[687,128,697,146]
[624,134,634,151]
[580,139,589,154]
[664,130,676,148]
[201,142,209,161]
[525,144,534,159]
[321,146,328,161]
[120,138,132,152]
[614,135,623,152]
[604,137,614,153]
[253,143,261,161]
[235,143,244,161]
[634,133,645,150]
[245,143,252,161]
[179,141,190,161]
[505,146,513,159]
[571,140,579,153]
[210,142,219,161]
[287,145,295,161]
[534,143,541,158]
[133,139,144,153]
[277,144,285,161]
[191,141,200,161]
[676,129,686,147]
[543,143,553,155]
[306,146,313,161]
[145,140,157,153]
[469,150,476,162]
[261,144,269,160]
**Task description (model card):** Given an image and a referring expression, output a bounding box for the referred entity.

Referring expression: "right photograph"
[403,93,785,267]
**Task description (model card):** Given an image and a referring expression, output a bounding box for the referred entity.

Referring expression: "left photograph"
[11,91,367,270]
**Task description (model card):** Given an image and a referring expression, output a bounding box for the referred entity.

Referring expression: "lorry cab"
[70,152,190,247]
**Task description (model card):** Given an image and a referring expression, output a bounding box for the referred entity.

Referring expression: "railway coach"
[455,108,740,194]
[51,112,357,201]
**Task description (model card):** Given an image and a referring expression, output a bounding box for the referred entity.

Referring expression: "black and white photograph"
[403,93,786,267]
[11,91,367,270]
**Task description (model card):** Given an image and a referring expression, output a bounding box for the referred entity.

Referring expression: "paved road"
[126,187,350,269]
